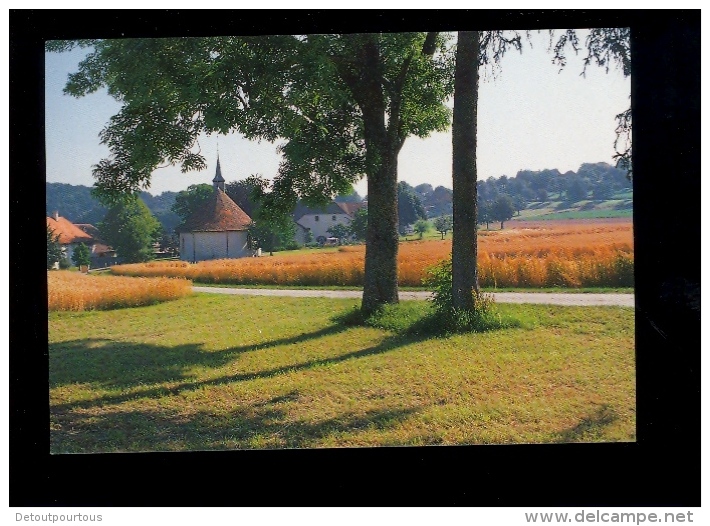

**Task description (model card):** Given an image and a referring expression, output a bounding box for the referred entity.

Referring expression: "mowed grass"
[49,294,635,452]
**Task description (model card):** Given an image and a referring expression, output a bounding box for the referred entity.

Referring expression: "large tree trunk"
[358,36,400,315]
[451,31,481,310]
[362,147,400,314]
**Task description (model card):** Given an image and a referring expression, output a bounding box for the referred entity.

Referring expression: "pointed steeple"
[213,154,225,191]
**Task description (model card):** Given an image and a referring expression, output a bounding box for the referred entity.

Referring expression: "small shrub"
[423,257,513,333]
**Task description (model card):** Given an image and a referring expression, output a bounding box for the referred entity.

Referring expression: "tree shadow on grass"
[553,404,618,443]
[49,322,350,390]
[51,390,424,453]
[51,319,438,414]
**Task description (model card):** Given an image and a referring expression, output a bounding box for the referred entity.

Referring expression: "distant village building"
[74,223,119,267]
[47,213,120,268]
[293,201,365,244]
[176,157,253,262]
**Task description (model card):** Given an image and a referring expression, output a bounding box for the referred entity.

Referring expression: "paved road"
[193,286,635,307]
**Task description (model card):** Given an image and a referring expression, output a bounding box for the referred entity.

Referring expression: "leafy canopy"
[48,34,455,210]
[71,243,92,267]
[433,215,453,239]
[397,181,427,233]
[171,183,214,226]
[348,207,368,241]
[99,196,162,263]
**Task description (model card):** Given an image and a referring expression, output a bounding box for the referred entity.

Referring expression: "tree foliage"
[48,33,457,313]
[477,200,493,230]
[433,215,453,239]
[47,225,63,270]
[397,181,427,233]
[565,176,589,202]
[99,196,162,263]
[491,194,515,229]
[348,207,368,241]
[245,175,297,255]
[171,183,213,226]
[327,223,350,241]
[413,219,430,239]
[225,180,258,217]
[334,187,363,203]
[71,243,92,268]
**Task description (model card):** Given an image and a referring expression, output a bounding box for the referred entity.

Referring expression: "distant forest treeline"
[46,183,182,234]
[46,161,631,232]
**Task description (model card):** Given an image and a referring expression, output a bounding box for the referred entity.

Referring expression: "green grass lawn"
[49,294,635,452]
[514,195,633,221]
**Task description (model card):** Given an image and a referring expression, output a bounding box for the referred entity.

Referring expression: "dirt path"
[193,286,634,307]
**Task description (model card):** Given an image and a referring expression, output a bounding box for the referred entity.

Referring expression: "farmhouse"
[47,213,119,268]
[177,157,253,262]
[46,212,95,267]
[293,201,365,244]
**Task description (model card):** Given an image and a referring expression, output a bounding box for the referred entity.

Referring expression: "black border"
[10,10,700,506]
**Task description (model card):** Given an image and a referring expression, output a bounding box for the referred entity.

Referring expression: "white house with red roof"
[292,200,365,244]
[46,213,118,268]
[46,212,95,268]
[176,157,253,262]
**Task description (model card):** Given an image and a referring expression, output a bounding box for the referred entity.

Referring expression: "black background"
[10,10,700,506]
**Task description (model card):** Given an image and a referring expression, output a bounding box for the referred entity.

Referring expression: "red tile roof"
[177,189,252,232]
[46,216,94,245]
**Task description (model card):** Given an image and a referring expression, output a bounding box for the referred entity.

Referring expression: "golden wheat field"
[48,271,193,311]
[111,220,634,288]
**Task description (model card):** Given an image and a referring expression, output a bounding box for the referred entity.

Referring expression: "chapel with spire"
[213,154,225,191]
[176,154,253,262]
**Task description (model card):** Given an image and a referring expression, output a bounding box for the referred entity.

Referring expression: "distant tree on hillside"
[477,179,498,202]
[424,185,453,217]
[512,194,527,216]
[478,200,493,230]
[433,215,453,239]
[566,177,589,202]
[592,184,614,200]
[413,219,430,239]
[535,188,548,202]
[99,196,162,263]
[47,225,63,270]
[414,183,434,198]
[46,182,105,223]
[491,194,515,229]
[398,181,427,233]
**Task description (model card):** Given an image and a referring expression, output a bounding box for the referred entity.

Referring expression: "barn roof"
[177,188,252,233]
[335,201,365,216]
[46,215,94,245]
[292,200,364,221]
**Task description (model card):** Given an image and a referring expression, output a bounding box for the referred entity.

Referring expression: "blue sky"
[45,30,630,197]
